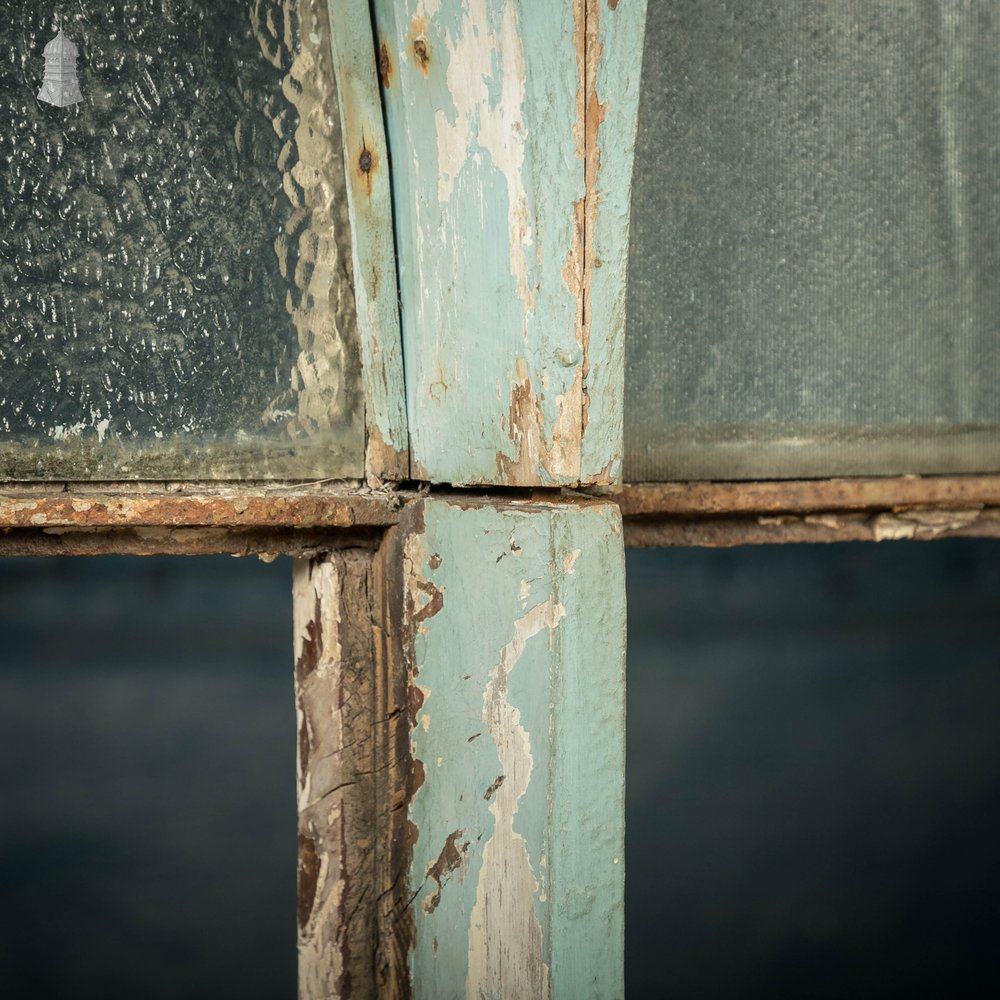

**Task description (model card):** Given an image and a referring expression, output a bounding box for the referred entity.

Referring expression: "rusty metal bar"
[616,475,1000,517]
[624,507,1000,548]
[0,526,382,559]
[4,477,1000,554]
[0,483,408,530]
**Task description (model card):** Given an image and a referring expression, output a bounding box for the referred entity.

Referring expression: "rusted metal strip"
[5,477,1000,552]
[624,507,1000,548]
[0,485,408,530]
[616,476,1000,517]
[0,527,381,559]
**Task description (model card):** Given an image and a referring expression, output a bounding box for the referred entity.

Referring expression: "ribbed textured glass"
[625,2,1000,481]
[0,1,362,480]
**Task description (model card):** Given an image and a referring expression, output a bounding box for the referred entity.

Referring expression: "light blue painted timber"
[327,0,410,480]
[580,0,648,483]
[372,0,646,487]
[402,497,626,999]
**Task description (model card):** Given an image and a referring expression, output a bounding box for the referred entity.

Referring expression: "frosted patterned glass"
[0,1,362,480]
[625,2,1000,481]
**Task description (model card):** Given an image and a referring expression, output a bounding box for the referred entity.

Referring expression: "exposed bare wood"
[296,551,379,998]
[624,507,1000,549]
[371,519,417,999]
[616,476,1000,518]
[292,534,416,1000]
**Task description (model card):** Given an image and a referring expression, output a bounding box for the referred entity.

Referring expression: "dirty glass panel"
[625,2,1000,481]
[0,1,362,480]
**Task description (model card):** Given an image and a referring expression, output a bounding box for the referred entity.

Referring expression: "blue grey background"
[1,540,999,998]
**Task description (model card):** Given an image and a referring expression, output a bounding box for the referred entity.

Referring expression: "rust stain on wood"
[581,0,608,446]
[495,360,584,485]
[562,0,618,483]
[497,373,545,483]
[296,596,324,682]
[408,683,426,730]
[379,40,393,87]
[408,17,430,76]
[357,138,379,197]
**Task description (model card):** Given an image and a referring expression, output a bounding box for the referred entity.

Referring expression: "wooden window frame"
[5,2,1000,998]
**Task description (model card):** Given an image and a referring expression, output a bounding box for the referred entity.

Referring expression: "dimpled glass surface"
[0,1,362,480]
[625,2,1000,481]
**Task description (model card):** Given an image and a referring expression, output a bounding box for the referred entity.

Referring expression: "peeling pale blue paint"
[404,498,626,999]
[372,0,646,487]
[327,0,410,479]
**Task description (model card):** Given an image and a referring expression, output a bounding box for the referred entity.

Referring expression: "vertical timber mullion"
[371,0,647,487]
[398,497,627,999]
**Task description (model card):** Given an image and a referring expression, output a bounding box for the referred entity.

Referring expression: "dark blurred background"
[1,540,998,998]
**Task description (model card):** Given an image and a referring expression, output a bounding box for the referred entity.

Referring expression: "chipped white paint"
[873,507,985,541]
[467,596,564,1000]
[374,0,647,486]
[405,499,626,999]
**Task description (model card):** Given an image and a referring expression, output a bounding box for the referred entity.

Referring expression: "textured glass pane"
[1,1,362,480]
[626,2,1000,481]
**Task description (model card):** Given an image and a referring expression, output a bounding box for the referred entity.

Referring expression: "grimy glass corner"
[1,1,362,480]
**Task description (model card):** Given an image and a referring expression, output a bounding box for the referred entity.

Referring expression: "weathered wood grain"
[294,540,422,1000]
[373,0,647,487]
[397,497,626,998]
[327,0,410,481]
[295,552,379,998]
